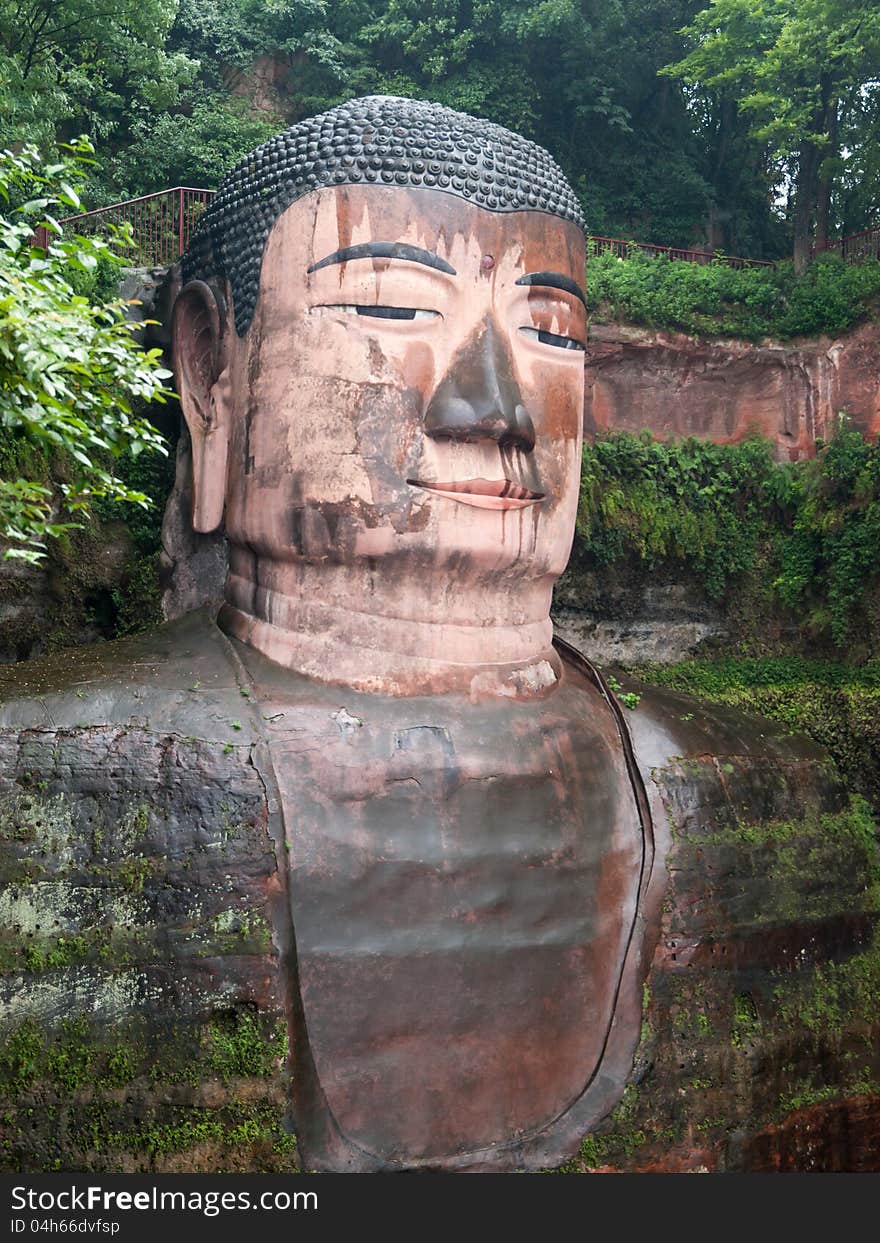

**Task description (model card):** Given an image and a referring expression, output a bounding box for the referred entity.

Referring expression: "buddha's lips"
[407,478,545,509]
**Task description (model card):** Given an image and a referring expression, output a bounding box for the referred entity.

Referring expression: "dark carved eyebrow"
[515,271,587,309]
[308,242,456,275]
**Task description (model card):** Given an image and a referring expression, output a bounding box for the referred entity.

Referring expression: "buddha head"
[173,97,588,694]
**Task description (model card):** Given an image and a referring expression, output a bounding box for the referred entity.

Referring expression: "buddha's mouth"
[407,478,545,510]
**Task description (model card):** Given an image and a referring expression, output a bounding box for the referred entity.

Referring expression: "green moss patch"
[0,1008,293,1172]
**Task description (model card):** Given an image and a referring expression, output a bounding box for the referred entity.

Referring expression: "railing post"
[178,187,185,258]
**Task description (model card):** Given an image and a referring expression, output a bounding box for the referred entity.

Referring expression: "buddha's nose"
[423,320,536,451]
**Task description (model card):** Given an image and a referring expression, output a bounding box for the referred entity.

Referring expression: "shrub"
[575,425,880,646]
[585,249,880,341]
[0,138,171,563]
[576,431,792,600]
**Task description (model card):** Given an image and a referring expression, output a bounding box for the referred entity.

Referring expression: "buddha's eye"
[328,304,439,321]
[520,326,586,352]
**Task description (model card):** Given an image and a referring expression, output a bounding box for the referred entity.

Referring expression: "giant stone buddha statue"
[171,95,655,1170]
[0,97,852,1175]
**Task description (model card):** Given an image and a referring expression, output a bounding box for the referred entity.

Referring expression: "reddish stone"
[736,1096,880,1172]
[584,321,880,457]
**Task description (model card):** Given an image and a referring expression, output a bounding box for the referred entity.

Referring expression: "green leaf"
[57,182,82,209]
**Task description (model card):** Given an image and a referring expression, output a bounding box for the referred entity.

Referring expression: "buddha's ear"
[172,280,232,533]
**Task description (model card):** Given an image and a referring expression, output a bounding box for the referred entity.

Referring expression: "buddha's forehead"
[261,184,585,280]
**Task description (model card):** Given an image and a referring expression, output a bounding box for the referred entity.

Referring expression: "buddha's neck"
[218,547,562,698]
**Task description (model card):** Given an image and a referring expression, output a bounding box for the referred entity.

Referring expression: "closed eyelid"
[316,304,440,321]
[520,326,586,351]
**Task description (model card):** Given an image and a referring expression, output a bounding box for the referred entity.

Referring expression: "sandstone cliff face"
[553,560,730,667]
[561,679,880,1174]
[585,320,880,459]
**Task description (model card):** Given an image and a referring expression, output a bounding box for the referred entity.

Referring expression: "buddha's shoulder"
[0,609,263,744]
[556,639,828,771]
[558,640,842,835]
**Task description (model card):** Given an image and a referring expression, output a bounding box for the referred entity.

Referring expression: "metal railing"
[43,187,215,267]
[816,226,880,264]
[34,185,880,273]
[588,235,773,268]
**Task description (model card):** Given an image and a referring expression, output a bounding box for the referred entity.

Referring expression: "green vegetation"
[774,927,880,1039]
[627,657,880,697]
[0,1011,285,1097]
[586,250,880,340]
[662,790,880,932]
[664,2,880,270]
[93,443,177,636]
[626,658,880,804]
[577,432,781,601]
[3,3,879,260]
[0,1012,295,1172]
[0,1,195,155]
[87,1102,297,1164]
[206,1010,286,1081]
[685,794,878,852]
[576,425,880,646]
[606,674,642,711]
[0,140,171,562]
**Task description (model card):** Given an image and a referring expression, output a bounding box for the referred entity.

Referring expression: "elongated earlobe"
[172,280,231,533]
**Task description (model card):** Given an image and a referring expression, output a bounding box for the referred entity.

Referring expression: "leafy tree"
[112,96,283,195]
[169,0,344,93]
[108,0,348,198]
[0,139,171,562]
[664,1,880,272]
[0,0,196,155]
[835,86,880,239]
[331,1,715,246]
[3,1,878,280]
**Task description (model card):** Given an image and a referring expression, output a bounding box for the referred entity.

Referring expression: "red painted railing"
[35,185,880,273]
[588,235,774,268]
[815,226,880,264]
[46,187,214,267]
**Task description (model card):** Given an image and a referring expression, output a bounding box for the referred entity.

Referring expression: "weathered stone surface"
[0,613,290,1173]
[552,561,728,665]
[557,678,880,1173]
[584,320,880,459]
[731,1095,880,1172]
[159,429,228,623]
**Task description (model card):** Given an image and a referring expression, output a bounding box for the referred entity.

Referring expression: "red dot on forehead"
[481,254,495,271]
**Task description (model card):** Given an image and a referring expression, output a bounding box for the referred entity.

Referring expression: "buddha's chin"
[227,514,571,585]
[346,536,565,582]
[349,516,568,575]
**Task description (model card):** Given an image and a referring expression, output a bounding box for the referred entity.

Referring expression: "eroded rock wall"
[0,623,291,1173]
[560,680,880,1173]
[585,320,880,459]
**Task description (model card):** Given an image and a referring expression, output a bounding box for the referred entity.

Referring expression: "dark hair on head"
[182,95,586,336]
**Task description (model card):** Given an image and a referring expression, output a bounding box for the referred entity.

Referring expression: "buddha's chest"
[254,679,643,1168]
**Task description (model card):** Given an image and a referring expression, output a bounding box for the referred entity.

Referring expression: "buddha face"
[176,183,586,591]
